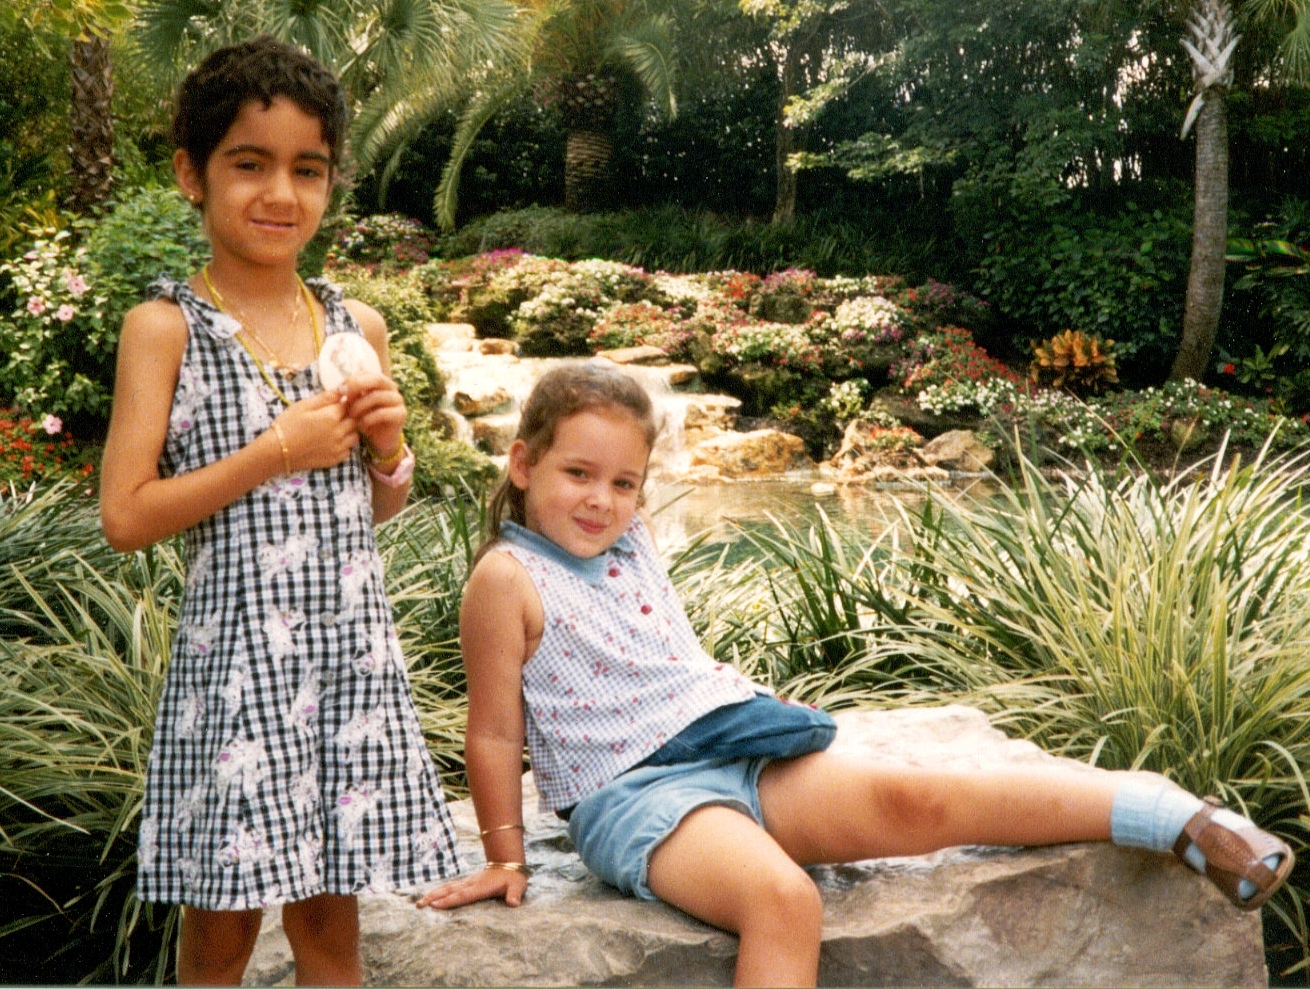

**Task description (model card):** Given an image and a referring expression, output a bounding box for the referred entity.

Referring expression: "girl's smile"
[509,409,651,559]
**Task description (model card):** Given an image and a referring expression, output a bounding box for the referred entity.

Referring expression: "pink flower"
[55,304,75,322]
[26,296,46,316]
[64,272,89,297]
[41,414,62,435]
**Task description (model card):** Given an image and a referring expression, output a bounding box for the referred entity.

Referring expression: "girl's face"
[174,95,332,271]
[509,408,651,559]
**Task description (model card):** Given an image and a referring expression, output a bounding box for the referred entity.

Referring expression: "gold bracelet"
[478,823,525,839]
[366,432,406,468]
[271,422,292,476]
[485,861,531,876]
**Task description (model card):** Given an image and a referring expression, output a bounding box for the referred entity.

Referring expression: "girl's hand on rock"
[416,868,529,910]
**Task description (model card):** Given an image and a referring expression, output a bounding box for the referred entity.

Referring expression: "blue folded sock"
[1110,779,1278,902]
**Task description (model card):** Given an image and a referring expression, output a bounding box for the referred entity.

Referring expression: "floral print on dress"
[263,608,305,665]
[286,670,321,736]
[185,545,214,592]
[169,364,212,436]
[297,835,323,888]
[218,825,275,868]
[221,657,252,719]
[214,736,268,801]
[334,705,389,760]
[334,481,371,522]
[335,781,383,848]
[174,781,209,833]
[365,853,395,894]
[175,689,206,739]
[184,614,222,658]
[240,376,276,438]
[290,764,320,815]
[139,817,159,871]
[337,549,377,621]
[258,532,318,578]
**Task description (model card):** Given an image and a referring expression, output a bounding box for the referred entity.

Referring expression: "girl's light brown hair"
[478,362,661,560]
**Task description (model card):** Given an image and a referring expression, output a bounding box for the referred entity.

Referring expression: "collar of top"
[498,520,637,586]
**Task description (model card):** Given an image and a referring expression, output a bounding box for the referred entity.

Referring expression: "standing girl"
[100,37,458,986]
[419,361,1292,987]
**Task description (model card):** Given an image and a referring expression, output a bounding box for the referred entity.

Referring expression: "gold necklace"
[201,264,323,405]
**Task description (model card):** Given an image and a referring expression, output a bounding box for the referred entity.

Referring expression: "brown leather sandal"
[1173,795,1295,911]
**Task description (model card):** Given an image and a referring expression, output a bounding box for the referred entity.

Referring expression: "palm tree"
[426,0,679,228]
[1169,0,1310,382]
[128,0,522,184]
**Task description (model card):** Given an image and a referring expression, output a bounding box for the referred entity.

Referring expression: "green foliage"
[325,213,436,274]
[975,205,1192,386]
[1222,199,1310,413]
[1029,329,1119,395]
[434,204,920,277]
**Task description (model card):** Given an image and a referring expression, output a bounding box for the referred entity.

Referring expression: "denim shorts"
[566,696,836,900]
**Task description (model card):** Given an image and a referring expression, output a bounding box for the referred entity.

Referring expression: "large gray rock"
[244,706,1267,987]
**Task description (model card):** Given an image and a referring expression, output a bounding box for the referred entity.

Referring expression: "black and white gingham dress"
[136,277,459,910]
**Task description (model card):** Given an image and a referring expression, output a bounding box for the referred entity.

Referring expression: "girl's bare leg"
[647,805,824,988]
[758,749,1127,866]
[282,893,362,987]
[176,906,262,986]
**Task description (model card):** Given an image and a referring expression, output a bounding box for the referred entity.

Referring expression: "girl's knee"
[178,908,262,982]
[282,894,359,954]
[746,860,823,932]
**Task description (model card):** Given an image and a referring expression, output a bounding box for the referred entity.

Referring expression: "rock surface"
[244,706,1266,987]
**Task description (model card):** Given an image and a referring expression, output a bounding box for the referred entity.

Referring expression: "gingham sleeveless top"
[495,518,762,811]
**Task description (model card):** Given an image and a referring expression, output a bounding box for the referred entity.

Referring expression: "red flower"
[1222,363,1236,375]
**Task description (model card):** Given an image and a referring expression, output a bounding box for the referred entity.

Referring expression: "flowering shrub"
[0,409,97,488]
[709,315,824,373]
[588,301,696,359]
[1092,379,1310,450]
[702,270,762,310]
[325,213,435,273]
[894,326,1019,395]
[0,229,113,418]
[820,379,870,423]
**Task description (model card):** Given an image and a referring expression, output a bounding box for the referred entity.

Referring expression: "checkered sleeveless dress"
[136,277,459,910]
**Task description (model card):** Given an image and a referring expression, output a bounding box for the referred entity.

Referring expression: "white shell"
[318,334,381,390]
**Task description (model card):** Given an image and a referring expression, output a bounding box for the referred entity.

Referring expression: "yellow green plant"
[1030,329,1119,395]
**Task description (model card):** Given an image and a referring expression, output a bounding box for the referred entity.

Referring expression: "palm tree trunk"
[68,30,115,214]
[1170,0,1237,382]
[564,129,614,213]
[1171,94,1228,382]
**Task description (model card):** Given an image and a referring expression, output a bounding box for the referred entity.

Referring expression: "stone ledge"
[245,706,1266,987]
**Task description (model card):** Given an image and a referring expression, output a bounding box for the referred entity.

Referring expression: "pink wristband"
[367,444,415,487]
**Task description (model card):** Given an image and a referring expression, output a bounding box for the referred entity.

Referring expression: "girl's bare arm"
[418,551,541,909]
[341,299,410,524]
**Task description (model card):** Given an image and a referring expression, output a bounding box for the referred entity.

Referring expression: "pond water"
[646,475,1000,553]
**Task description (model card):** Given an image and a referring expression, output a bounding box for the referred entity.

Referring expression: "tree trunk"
[772,44,799,223]
[68,30,115,214]
[1170,91,1228,382]
[564,129,614,213]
